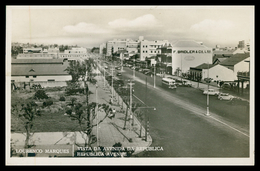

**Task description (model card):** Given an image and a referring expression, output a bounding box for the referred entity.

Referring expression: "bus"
[162,77,177,89]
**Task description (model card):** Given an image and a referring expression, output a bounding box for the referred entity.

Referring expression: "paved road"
[98,60,250,157]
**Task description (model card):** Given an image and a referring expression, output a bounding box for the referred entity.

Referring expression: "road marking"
[124,72,250,138]
[133,94,145,105]
[208,115,250,138]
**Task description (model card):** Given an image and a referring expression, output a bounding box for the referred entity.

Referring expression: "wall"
[201,64,234,81]
[234,57,250,80]
[11,75,72,82]
[140,40,168,61]
[171,47,212,75]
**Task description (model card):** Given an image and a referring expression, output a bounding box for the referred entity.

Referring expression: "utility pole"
[95,84,99,146]
[111,66,114,101]
[128,80,135,127]
[154,62,156,88]
[206,62,210,116]
[133,59,135,80]
[145,77,148,141]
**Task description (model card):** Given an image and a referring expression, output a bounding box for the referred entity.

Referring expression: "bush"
[34,90,48,99]
[59,96,66,101]
[43,100,53,107]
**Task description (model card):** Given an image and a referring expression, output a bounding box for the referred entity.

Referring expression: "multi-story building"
[140,39,169,61]
[64,47,87,54]
[106,36,143,56]
[106,39,127,56]
[171,40,212,76]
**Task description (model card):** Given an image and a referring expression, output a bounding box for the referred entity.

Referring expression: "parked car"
[116,66,121,70]
[116,72,122,76]
[104,65,108,69]
[179,81,192,87]
[169,84,177,90]
[218,93,234,100]
[203,89,219,96]
[204,78,213,83]
[138,68,143,72]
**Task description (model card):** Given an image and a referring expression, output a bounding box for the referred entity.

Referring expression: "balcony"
[237,71,250,81]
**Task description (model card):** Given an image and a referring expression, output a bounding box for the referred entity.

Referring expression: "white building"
[171,40,212,76]
[11,59,71,87]
[140,39,168,61]
[64,47,87,54]
[106,37,142,56]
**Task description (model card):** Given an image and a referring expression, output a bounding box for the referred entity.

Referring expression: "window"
[143,51,145,53]
[25,76,29,78]
[151,51,153,53]
[146,45,147,48]
[146,51,147,53]
[33,76,37,78]
[48,79,55,82]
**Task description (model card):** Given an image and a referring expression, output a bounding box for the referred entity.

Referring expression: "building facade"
[140,40,168,61]
[11,59,71,88]
[171,40,212,76]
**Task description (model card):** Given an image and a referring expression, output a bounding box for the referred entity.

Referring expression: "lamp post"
[154,61,156,88]
[206,62,210,116]
[95,84,99,146]
[111,66,115,101]
[133,59,135,80]
[127,80,135,127]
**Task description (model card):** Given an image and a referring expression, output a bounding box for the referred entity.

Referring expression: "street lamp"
[127,80,135,127]
[95,84,99,146]
[206,62,210,116]
[154,61,157,88]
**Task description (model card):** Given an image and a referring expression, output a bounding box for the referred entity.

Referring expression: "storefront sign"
[177,50,211,54]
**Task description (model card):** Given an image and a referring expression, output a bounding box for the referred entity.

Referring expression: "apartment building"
[140,39,169,61]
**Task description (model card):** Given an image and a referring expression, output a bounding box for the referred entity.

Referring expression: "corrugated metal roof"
[193,63,215,69]
[219,53,250,66]
[11,58,64,64]
[11,62,70,76]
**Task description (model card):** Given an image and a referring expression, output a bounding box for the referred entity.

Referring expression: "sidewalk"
[11,75,152,157]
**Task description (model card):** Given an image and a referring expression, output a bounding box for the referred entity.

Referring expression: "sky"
[8,6,254,48]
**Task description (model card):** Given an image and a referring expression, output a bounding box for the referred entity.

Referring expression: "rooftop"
[172,40,209,48]
[11,62,70,76]
[219,53,250,66]
[193,63,215,70]
[11,58,64,64]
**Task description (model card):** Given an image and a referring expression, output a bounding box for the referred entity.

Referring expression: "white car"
[203,89,219,96]
[218,93,234,100]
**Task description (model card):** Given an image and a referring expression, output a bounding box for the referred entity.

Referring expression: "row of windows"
[143,50,160,53]
[25,76,37,78]
[142,45,161,48]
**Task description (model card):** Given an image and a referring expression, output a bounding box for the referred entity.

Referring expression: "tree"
[66,102,112,147]
[12,101,41,149]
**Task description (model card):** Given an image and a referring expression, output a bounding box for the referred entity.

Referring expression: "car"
[203,89,219,96]
[116,66,121,70]
[169,84,177,90]
[204,78,213,83]
[218,93,234,100]
[179,81,192,87]
[138,68,143,72]
[116,72,122,76]
[104,65,108,69]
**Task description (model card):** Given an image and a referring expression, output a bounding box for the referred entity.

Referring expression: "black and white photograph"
[6,6,254,165]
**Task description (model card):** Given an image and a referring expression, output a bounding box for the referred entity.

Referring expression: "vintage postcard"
[6,5,254,165]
